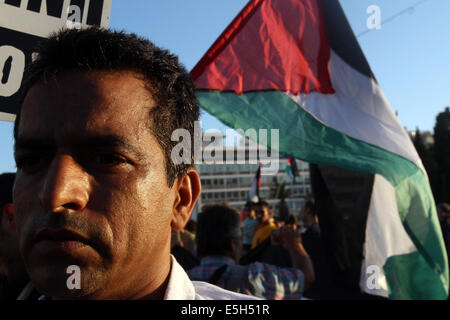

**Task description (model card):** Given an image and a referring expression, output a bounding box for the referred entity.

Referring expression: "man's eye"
[15,155,48,172]
[92,153,127,166]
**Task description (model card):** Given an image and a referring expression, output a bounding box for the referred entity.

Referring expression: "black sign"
[0,0,111,121]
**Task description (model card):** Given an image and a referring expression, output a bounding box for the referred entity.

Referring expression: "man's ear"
[171,168,201,231]
[2,203,16,234]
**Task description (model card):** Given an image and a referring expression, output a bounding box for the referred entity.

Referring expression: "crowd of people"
[171,196,450,300]
[169,198,332,300]
[187,201,314,300]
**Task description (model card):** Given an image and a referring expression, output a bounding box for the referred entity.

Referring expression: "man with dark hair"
[12,27,254,300]
[188,204,315,299]
[0,173,30,300]
[299,199,334,299]
[251,200,277,249]
[300,200,321,265]
[300,200,319,238]
[241,201,258,252]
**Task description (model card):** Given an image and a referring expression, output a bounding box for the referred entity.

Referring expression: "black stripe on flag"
[308,163,377,299]
[320,0,376,82]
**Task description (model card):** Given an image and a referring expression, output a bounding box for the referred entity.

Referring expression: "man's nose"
[38,154,90,212]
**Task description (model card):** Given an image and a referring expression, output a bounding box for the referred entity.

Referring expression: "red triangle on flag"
[191,0,335,95]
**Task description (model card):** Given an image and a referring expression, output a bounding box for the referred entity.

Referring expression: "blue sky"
[1,0,449,173]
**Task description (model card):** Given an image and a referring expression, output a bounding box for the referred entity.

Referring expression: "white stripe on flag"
[287,50,424,174]
[360,174,417,297]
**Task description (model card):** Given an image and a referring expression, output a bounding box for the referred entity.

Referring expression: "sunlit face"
[13,71,177,299]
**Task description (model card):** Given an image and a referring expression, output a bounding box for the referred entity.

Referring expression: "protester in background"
[239,202,295,269]
[251,200,277,249]
[299,199,335,299]
[188,204,315,299]
[170,229,199,272]
[0,173,30,300]
[300,200,319,239]
[12,27,255,300]
[171,228,196,254]
[241,201,258,252]
[170,225,198,270]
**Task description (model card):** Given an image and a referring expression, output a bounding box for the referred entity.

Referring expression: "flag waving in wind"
[191,0,449,299]
[285,158,299,183]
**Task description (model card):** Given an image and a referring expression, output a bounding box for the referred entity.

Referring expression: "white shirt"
[166,255,259,300]
[17,255,259,300]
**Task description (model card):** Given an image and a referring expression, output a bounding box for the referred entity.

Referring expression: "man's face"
[244,205,255,219]
[255,205,270,224]
[13,71,178,299]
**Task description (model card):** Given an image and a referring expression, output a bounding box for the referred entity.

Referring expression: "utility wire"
[357,0,432,38]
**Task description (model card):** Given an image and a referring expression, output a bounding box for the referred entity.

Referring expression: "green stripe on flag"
[385,251,447,299]
[197,89,449,299]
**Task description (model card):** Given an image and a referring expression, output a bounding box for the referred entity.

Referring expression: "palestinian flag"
[240,164,262,222]
[191,0,449,299]
[285,157,299,183]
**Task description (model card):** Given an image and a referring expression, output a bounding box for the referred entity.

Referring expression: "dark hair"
[14,27,199,187]
[196,204,241,258]
[0,173,15,207]
[255,199,269,208]
[244,201,256,210]
[0,173,15,227]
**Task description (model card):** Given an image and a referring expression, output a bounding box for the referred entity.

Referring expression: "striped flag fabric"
[240,164,261,222]
[191,0,449,299]
[285,157,299,183]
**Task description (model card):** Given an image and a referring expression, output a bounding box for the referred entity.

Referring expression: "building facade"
[194,143,311,220]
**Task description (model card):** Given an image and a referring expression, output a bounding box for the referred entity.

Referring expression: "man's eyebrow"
[14,137,55,151]
[15,134,146,160]
[73,134,146,160]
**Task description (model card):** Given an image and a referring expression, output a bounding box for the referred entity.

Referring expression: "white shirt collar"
[164,255,196,300]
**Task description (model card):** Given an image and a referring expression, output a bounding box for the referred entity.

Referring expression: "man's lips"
[33,228,92,255]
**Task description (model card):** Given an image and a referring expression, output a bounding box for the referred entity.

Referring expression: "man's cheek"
[13,198,31,236]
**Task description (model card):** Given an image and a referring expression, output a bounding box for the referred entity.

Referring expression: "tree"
[433,107,450,202]
[412,128,439,201]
